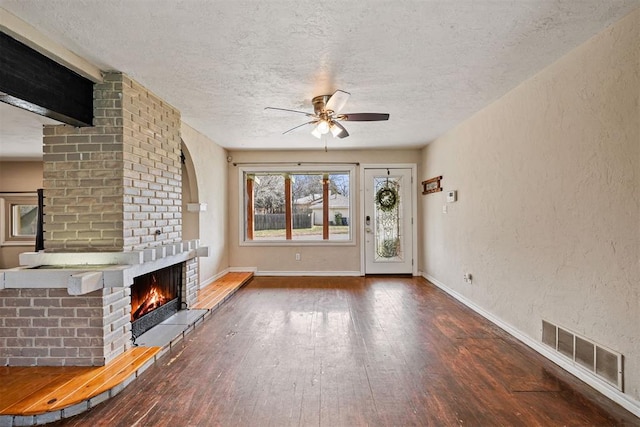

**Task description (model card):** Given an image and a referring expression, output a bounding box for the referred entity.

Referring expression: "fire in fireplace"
[130,263,183,339]
[132,274,171,319]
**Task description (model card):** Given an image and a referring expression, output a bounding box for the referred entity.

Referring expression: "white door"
[364,168,413,274]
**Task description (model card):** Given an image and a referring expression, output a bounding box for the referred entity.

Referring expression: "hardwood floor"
[51,276,639,426]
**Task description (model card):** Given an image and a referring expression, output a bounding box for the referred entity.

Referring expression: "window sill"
[240,239,356,247]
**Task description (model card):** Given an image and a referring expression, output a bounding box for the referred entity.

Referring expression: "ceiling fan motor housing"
[312,94,332,115]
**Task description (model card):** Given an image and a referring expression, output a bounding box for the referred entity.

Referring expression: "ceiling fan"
[265,90,389,139]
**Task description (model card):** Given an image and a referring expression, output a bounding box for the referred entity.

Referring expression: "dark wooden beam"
[0,31,93,126]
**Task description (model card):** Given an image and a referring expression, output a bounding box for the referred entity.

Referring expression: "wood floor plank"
[39,276,640,426]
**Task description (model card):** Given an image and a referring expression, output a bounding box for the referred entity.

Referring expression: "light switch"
[442,205,448,214]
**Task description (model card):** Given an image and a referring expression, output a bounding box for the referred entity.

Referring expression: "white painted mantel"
[0,239,209,295]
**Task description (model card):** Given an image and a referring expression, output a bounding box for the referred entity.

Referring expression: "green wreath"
[376,187,398,212]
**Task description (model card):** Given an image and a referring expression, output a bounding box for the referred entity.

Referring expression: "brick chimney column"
[42,72,182,252]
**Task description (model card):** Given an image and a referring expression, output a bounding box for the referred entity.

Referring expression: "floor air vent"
[542,320,623,391]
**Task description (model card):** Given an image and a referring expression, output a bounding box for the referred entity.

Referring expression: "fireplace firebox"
[131,263,183,339]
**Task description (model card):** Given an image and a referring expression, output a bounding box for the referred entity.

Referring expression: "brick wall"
[42,72,182,252]
[102,286,132,365]
[0,288,106,366]
[184,258,199,307]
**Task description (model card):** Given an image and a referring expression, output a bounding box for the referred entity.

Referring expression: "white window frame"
[0,193,38,247]
[238,165,356,246]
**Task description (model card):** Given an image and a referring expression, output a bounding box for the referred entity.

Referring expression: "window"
[0,193,38,246]
[240,165,354,244]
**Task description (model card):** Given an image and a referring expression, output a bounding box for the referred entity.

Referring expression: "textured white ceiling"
[0,0,638,158]
[0,101,58,160]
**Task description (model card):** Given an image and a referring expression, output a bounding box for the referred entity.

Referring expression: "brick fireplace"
[0,73,206,367]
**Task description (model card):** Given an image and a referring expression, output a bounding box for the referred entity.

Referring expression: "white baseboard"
[228,266,258,273]
[255,270,362,277]
[422,273,640,418]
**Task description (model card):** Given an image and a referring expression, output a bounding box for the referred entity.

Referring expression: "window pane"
[328,173,350,240]
[12,204,38,237]
[291,174,323,240]
[242,167,353,244]
[253,174,285,240]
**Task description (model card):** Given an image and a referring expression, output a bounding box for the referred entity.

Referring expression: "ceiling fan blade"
[325,90,350,114]
[282,120,316,135]
[331,121,349,139]
[339,113,390,121]
[265,107,315,117]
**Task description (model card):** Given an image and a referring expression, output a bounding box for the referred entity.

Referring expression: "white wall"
[228,149,420,274]
[181,122,229,286]
[420,9,639,408]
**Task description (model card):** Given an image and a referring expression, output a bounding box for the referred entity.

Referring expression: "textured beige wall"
[228,149,420,273]
[0,161,43,268]
[181,123,229,285]
[0,161,43,191]
[420,10,639,403]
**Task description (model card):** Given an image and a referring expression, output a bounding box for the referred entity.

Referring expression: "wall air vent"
[541,320,623,391]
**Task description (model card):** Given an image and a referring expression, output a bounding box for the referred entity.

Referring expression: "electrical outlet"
[295,253,301,261]
[463,273,473,284]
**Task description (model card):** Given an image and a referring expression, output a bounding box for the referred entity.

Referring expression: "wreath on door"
[376,186,398,212]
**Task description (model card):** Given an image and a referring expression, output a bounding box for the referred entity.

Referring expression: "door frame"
[360,163,418,276]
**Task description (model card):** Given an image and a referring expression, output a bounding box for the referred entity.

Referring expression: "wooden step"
[0,346,160,416]
[192,271,253,310]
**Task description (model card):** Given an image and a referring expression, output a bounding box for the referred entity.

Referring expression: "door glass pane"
[373,174,404,262]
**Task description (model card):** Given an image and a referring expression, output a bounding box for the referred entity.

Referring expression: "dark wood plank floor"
[51,276,639,426]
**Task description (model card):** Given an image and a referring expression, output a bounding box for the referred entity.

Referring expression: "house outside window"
[239,165,355,245]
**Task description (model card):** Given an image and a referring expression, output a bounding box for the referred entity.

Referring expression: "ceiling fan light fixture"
[316,120,330,135]
[311,125,323,139]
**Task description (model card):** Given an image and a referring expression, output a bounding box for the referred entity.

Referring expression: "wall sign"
[422,176,443,194]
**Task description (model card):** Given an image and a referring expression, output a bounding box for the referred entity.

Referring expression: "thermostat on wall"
[446,190,457,203]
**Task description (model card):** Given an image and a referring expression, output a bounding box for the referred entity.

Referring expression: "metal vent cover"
[541,320,623,391]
